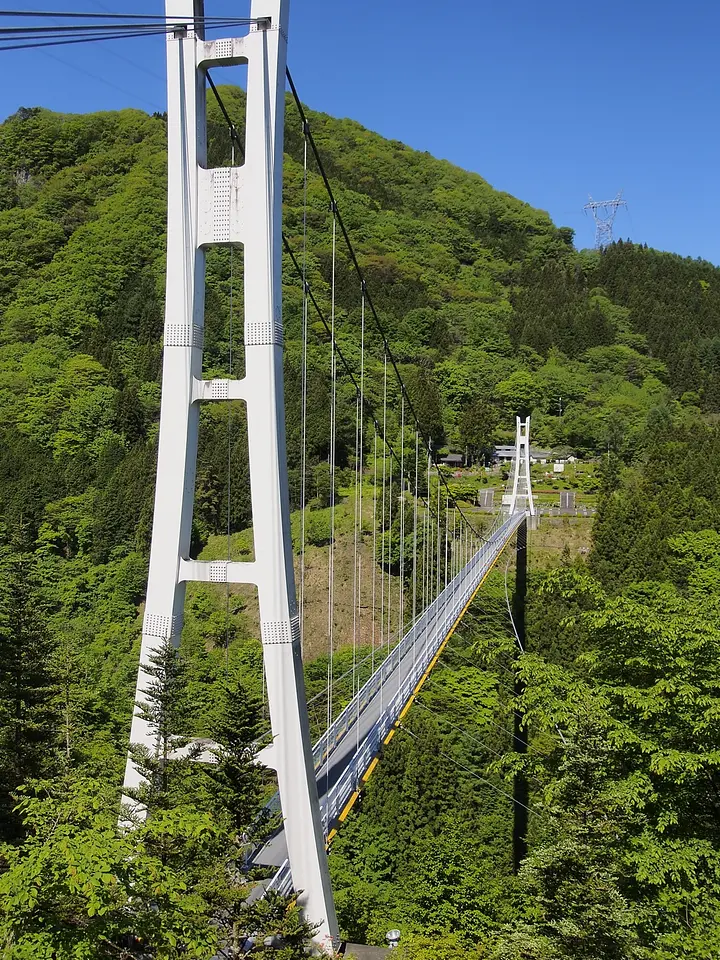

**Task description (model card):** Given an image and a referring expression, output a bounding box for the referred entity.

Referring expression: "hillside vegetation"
[331,422,720,959]
[2,89,720,956]
[3,89,720,551]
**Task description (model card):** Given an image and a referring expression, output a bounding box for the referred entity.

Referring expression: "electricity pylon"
[121,0,338,949]
[584,190,627,249]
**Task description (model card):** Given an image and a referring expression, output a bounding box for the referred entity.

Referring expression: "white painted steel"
[241,3,338,948]
[506,416,535,517]
[122,0,207,810]
[122,0,338,949]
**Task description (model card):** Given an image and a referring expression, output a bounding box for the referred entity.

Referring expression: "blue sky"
[2,0,719,263]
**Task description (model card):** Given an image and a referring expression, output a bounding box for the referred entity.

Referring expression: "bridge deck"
[258,512,525,892]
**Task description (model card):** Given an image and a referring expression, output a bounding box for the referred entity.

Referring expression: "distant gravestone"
[477,488,494,509]
[559,491,575,513]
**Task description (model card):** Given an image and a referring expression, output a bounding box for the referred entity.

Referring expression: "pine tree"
[0,543,59,839]
[206,673,262,836]
[125,637,196,817]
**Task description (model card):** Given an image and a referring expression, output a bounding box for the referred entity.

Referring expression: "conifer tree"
[0,543,59,839]
[206,672,262,836]
[125,637,197,818]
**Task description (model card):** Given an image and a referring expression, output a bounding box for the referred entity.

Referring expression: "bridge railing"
[321,512,524,823]
[309,513,512,770]
[265,511,525,896]
[261,514,507,819]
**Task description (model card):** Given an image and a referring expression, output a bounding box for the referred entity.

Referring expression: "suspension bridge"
[104,0,541,951]
[257,509,529,888]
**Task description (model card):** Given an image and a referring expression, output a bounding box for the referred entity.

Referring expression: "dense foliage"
[331,426,720,958]
[1,88,720,955]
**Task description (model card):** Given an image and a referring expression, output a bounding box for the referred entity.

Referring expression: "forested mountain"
[3,90,720,547]
[2,88,720,956]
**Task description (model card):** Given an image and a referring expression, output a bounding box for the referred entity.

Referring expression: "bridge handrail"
[260,515,508,818]
[323,521,519,822]
[263,514,518,820]
[264,512,525,896]
[311,512,516,767]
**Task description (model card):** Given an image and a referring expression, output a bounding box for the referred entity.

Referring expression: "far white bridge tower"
[503,416,536,516]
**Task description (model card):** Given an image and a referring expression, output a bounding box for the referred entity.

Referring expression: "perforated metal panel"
[246,319,283,346]
[261,620,292,645]
[213,169,232,242]
[250,21,287,42]
[143,612,177,639]
[214,38,233,59]
[164,323,204,348]
[209,379,230,400]
[209,561,228,583]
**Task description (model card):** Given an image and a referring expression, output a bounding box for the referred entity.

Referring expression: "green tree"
[125,638,196,819]
[494,371,541,419]
[459,399,498,464]
[0,776,316,959]
[0,545,59,840]
[205,673,262,836]
[490,728,642,960]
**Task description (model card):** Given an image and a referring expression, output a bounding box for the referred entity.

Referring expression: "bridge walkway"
[258,512,526,893]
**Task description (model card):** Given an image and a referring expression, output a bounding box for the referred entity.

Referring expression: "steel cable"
[284,67,489,543]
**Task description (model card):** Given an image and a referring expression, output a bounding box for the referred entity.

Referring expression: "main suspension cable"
[285,66,487,543]
[0,16,259,51]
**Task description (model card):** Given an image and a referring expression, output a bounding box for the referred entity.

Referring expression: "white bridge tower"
[122,0,338,948]
[504,416,536,516]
